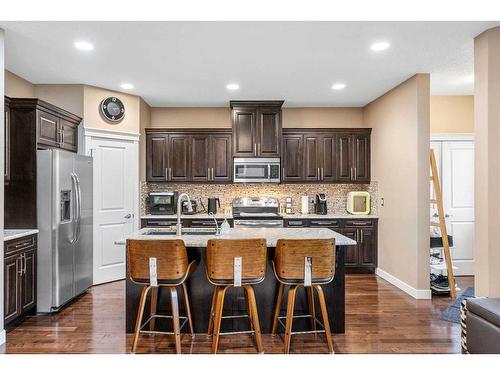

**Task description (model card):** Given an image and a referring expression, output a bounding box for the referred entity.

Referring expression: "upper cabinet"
[8,98,82,153]
[282,128,371,183]
[231,100,283,157]
[146,129,232,183]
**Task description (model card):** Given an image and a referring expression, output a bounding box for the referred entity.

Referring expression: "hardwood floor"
[0,275,472,354]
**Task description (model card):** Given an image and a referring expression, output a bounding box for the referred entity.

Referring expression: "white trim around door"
[84,128,139,285]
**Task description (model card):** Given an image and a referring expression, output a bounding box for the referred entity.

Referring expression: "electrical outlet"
[380,198,385,207]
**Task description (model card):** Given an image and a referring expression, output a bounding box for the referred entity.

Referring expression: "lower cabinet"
[284,218,378,274]
[4,234,37,327]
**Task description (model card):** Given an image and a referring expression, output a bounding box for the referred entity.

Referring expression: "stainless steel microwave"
[233,158,281,183]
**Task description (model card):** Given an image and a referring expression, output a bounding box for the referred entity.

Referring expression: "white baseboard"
[376,268,432,300]
[0,329,5,346]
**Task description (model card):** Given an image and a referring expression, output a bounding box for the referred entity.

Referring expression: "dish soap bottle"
[220,217,230,235]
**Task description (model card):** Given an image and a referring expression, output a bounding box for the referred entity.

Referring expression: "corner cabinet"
[282,128,371,183]
[231,100,283,157]
[4,234,37,327]
[146,129,232,183]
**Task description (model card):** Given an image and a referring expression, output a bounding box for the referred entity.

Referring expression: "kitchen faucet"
[177,193,192,236]
[208,212,221,235]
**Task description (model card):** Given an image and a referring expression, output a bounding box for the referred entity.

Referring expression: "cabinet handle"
[317,168,320,181]
[254,143,257,155]
[321,167,324,181]
[17,257,23,275]
[355,230,359,242]
[211,168,214,181]
[22,254,27,275]
[354,167,357,181]
[350,167,353,180]
[361,229,364,243]
[282,168,285,180]
[60,128,64,145]
[165,168,168,181]
[258,143,261,155]
[207,167,211,181]
[169,168,172,181]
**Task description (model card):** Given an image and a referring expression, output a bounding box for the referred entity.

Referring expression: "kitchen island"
[118,227,356,334]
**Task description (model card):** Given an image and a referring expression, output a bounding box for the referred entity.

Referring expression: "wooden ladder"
[430,149,457,299]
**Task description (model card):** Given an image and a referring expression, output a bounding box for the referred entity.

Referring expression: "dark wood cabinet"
[5,98,82,229]
[282,134,303,181]
[4,234,37,327]
[231,101,283,158]
[146,129,232,183]
[282,128,371,183]
[284,218,377,273]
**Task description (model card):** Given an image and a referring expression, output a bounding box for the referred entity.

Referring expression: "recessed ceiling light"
[74,41,94,51]
[370,41,390,52]
[226,83,240,91]
[120,83,134,90]
[331,83,346,90]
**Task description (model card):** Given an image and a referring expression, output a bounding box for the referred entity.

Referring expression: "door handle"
[124,214,132,219]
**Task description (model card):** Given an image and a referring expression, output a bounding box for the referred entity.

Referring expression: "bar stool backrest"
[127,239,188,284]
[274,239,336,284]
[206,239,267,285]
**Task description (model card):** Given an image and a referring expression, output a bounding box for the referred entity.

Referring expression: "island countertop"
[116,227,356,247]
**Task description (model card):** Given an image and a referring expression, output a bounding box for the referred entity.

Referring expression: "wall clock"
[100,97,125,122]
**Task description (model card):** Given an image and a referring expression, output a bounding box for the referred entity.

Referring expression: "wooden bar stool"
[271,238,336,354]
[205,239,267,354]
[127,239,198,354]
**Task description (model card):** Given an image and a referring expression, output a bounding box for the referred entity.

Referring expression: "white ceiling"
[1,21,499,107]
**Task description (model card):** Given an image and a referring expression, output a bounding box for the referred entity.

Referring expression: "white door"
[86,135,138,285]
[441,141,475,276]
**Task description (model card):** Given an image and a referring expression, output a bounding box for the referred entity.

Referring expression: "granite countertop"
[115,227,356,247]
[141,213,378,220]
[4,229,39,241]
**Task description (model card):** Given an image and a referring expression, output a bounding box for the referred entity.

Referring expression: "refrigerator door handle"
[70,173,81,244]
[74,173,82,243]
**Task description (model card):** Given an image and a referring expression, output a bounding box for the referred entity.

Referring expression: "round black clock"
[100,97,125,122]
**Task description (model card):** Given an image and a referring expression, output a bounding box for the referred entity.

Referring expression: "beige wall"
[474,27,500,297]
[4,70,35,97]
[139,99,151,181]
[34,84,84,118]
[150,107,231,128]
[363,74,431,294]
[430,96,474,134]
[83,85,141,134]
[283,107,363,128]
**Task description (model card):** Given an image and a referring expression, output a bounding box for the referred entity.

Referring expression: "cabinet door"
[337,134,353,182]
[341,228,359,267]
[169,134,190,181]
[353,133,370,182]
[303,134,320,181]
[358,227,376,268]
[4,255,21,325]
[321,135,337,182]
[282,134,303,181]
[191,134,210,182]
[4,100,10,181]
[146,133,169,181]
[59,119,78,153]
[37,110,60,148]
[232,108,257,157]
[211,134,232,182]
[257,107,281,157]
[21,250,36,313]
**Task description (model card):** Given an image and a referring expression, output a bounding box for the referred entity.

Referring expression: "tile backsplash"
[141,181,378,216]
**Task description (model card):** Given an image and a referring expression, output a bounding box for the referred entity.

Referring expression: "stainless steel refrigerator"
[37,149,93,313]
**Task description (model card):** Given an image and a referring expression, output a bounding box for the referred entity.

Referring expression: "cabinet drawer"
[5,235,36,257]
[343,219,374,227]
[309,220,340,228]
[143,219,177,227]
[285,220,308,227]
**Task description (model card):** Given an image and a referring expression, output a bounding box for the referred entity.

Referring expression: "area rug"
[438,287,475,324]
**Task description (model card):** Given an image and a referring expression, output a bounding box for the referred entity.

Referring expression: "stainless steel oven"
[233,158,281,183]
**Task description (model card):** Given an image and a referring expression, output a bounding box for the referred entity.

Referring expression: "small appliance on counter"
[314,193,328,215]
[182,199,199,214]
[301,195,309,214]
[284,197,293,214]
[147,192,178,215]
[208,197,221,214]
[347,191,371,215]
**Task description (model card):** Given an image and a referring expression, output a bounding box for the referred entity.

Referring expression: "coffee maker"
[314,194,327,215]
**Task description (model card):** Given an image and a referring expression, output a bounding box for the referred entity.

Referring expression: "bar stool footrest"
[139,314,189,335]
[277,314,326,335]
